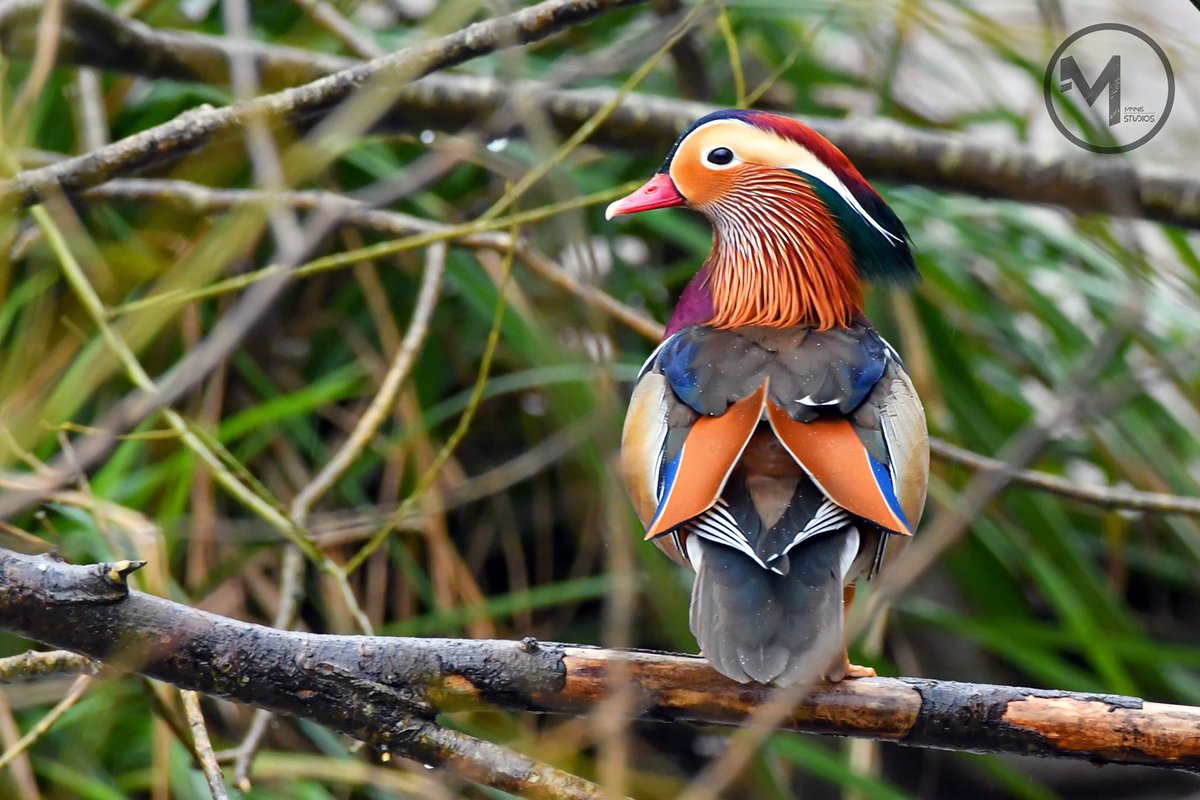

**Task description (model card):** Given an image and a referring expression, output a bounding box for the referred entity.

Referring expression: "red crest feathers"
[739,111,880,203]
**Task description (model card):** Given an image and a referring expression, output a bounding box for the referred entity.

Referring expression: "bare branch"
[290,243,447,524]
[181,690,230,800]
[0,0,649,208]
[70,178,1200,522]
[2,0,1199,228]
[2,546,1198,775]
[0,649,98,682]
[0,549,610,798]
[930,438,1200,518]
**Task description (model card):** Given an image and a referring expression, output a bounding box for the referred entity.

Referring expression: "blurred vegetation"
[0,0,1198,799]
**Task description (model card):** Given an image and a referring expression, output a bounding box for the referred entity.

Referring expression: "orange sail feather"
[646,383,769,539]
[764,402,911,535]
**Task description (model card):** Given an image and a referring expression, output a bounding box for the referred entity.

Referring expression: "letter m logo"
[1059,55,1121,126]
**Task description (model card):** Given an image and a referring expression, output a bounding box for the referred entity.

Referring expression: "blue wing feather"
[868,452,910,531]
[652,448,684,528]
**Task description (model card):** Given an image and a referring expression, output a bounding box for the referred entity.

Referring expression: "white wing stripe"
[686,504,768,569]
[637,334,674,380]
[782,499,851,555]
[838,526,862,580]
[687,498,854,569]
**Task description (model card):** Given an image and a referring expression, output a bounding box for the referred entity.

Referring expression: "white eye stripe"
[783,159,903,244]
[676,117,902,245]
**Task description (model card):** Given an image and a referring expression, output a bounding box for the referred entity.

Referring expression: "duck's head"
[608,110,915,332]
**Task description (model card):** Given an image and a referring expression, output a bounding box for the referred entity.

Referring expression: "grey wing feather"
[876,358,929,531]
[689,528,859,685]
[848,349,929,579]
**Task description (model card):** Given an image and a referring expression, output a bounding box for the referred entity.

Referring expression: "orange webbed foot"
[842,660,877,679]
[824,651,877,682]
[838,585,876,678]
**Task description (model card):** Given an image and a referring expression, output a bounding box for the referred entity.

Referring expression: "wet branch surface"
[2,547,1198,776]
[0,549,610,799]
[0,0,1198,227]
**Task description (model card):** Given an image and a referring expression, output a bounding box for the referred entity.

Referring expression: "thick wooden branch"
[0,552,609,799]
[0,0,647,207]
[1,0,1198,228]
[2,547,1198,775]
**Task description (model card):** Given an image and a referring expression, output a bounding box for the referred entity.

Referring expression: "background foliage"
[1,0,1199,798]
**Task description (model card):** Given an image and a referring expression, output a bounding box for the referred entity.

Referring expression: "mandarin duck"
[608,110,928,685]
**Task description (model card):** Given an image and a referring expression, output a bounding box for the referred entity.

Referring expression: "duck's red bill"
[605,173,685,219]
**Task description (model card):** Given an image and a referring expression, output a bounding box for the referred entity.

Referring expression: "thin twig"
[931,438,1200,518]
[139,679,203,772]
[68,178,1200,521]
[181,690,231,800]
[71,69,109,151]
[290,0,383,59]
[0,690,39,800]
[231,751,446,795]
[0,649,98,682]
[345,233,519,573]
[0,518,49,550]
[290,243,447,525]
[0,674,92,771]
[715,4,744,106]
[516,246,665,341]
[743,4,839,107]
[222,0,306,258]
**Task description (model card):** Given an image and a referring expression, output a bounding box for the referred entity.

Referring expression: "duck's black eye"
[706,147,734,166]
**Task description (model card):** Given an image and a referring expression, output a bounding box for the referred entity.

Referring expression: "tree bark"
[2,547,1198,774]
[0,0,1197,229]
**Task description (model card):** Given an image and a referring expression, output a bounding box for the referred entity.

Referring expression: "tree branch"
[67,178,1200,521]
[0,649,98,682]
[0,0,648,208]
[0,553,608,799]
[181,689,231,800]
[0,0,646,522]
[930,438,1200,518]
[2,0,1198,228]
[2,546,1198,775]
